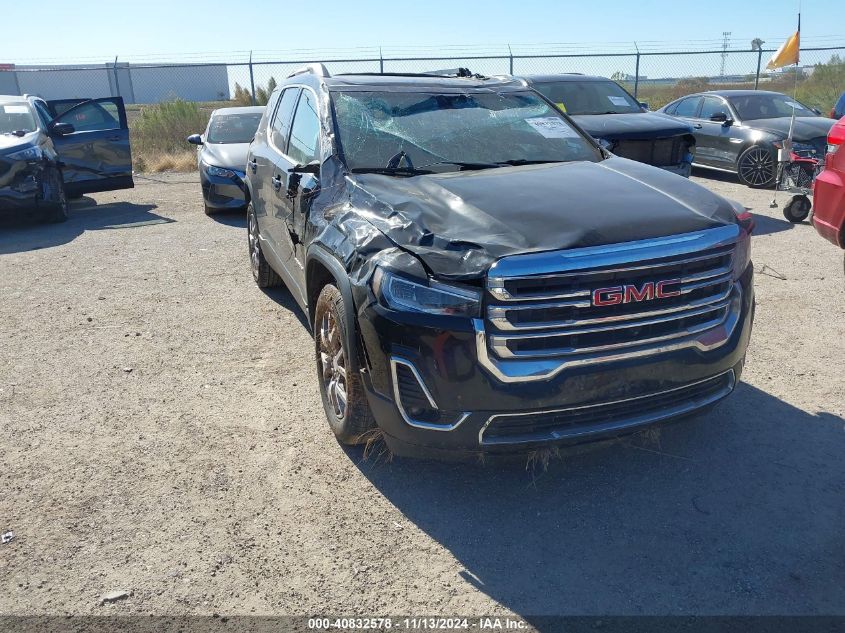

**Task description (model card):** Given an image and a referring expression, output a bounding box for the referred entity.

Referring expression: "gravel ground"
[1,169,843,620]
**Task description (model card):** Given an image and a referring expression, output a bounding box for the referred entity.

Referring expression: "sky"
[1,0,841,64]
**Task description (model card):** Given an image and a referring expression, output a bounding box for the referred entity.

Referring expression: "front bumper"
[200,169,248,210]
[0,159,60,218]
[659,161,693,178]
[357,267,754,458]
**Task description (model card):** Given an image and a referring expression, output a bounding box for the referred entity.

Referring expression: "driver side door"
[46,97,134,196]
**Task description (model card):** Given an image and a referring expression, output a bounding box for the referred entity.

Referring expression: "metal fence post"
[379,47,384,74]
[113,55,120,98]
[508,45,514,75]
[634,51,641,99]
[755,48,763,90]
[249,51,256,106]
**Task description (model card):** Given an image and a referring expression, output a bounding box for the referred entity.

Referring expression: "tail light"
[828,124,844,155]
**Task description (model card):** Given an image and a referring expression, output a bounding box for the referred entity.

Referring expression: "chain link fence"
[5,45,840,170]
[3,46,843,109]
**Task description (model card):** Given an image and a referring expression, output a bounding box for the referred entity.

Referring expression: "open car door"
[46,97,134,197]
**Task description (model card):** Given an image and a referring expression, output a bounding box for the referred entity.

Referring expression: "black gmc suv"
[245,65,755,459]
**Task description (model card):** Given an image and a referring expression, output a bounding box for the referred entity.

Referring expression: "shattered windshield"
[0,103,37,135]
[331,90,600,173]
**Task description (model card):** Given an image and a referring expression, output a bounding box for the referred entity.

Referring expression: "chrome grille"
[484,225,741,367]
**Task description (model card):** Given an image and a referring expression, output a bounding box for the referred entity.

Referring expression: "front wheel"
[314,284,376,445]
[43,167,69,223]
[737,145,776,188]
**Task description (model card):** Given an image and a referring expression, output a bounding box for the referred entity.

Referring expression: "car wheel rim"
[248,213,260,276]
[739,147,774,186]
[319,310,347,420]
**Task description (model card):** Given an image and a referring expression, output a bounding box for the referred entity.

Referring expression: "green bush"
[232,77,277,106]
[131,98,209,156]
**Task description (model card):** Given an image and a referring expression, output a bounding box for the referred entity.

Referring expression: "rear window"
[533,80,642,115]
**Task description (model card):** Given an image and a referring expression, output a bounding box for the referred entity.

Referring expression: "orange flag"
[767,21,800,70]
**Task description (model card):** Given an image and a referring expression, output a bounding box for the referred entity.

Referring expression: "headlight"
[6,146,42,161]
[205,164,236,178]
[372,268,480,317]
[728,200,753,280]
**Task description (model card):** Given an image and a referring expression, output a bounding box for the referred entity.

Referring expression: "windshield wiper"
[349,166,435,176]
[495,159,563,167]
[2,129,31,137]
[420,159,564,171]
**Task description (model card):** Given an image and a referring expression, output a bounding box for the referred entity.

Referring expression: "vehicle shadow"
[351,383,845,620]
[749,212,795,236]
[207,209,248,228]
[261,285,310,331]
[0,197,172,255]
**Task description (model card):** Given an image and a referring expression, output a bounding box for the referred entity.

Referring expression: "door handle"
[693,124,703,129]
[271,175,282,191]
[107,135,122,141]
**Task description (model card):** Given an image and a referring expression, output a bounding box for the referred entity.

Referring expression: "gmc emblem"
[592,279,682,307]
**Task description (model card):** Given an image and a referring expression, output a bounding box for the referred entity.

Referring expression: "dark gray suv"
[244,65,754,459]
[0,94,133,222]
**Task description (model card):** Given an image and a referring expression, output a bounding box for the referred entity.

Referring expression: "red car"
[813,117,845,255]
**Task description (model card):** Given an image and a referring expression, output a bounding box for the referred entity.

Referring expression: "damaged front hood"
[347,157,737,279]
[570,112,693,141]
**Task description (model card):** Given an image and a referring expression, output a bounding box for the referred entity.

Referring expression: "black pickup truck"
[244,66,754,459]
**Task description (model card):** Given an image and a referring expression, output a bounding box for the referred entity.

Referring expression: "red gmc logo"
[592,279,682,307]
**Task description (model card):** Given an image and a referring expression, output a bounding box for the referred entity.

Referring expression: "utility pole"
[720,31,732,77]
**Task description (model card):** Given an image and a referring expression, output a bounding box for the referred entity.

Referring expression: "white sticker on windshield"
[525,117,578,138]
[607,96,629,107]
[2,105,29,114]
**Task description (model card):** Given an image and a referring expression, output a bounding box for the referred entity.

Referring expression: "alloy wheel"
[248,212,260,278]
[738,147,775,187]
[318,310,347,420]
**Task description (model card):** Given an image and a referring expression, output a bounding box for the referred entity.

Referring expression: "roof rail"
[287,63,331,79]
[423,67,474,78]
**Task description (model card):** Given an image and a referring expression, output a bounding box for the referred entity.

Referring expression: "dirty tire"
[44,167,69,223]
[782,195,811,223]
[247,202,280,288]
[737,145,776,188]
[314,284,376,445]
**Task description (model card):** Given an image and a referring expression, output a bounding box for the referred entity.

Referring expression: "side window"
[270,88,299,152]
[699,97,726,120]
[55,101,119,132]
[673,97,701,118]
[287,90,321,165]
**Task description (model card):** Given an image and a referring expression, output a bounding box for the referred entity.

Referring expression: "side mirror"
[710,112,733,126]
[187,134,203,146]
[639,101,649,110]
[290,160,320,175]
[50,122,75,136]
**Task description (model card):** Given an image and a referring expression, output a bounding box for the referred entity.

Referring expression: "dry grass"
[134,151,197,173]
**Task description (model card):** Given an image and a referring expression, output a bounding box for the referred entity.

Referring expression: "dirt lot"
[1,170,843,620]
